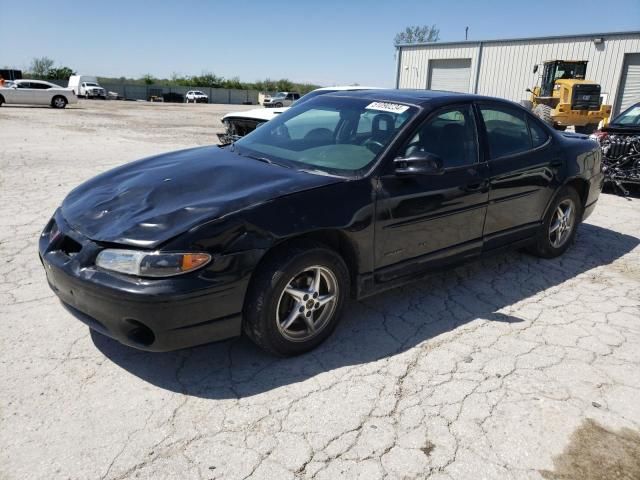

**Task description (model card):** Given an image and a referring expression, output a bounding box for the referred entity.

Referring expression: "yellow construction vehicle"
[526,60,611,134]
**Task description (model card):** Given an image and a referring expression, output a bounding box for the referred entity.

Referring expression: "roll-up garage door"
[616,53,640,114]
[428,59,472,93]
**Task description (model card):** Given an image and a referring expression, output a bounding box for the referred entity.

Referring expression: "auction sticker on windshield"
[365,102,410,114]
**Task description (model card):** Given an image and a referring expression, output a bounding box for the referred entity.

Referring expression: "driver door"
[374,103,489,280]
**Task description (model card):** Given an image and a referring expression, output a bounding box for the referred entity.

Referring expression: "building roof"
[395,30,640,50]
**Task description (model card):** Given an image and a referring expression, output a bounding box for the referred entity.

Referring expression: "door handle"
[465,181,487,192]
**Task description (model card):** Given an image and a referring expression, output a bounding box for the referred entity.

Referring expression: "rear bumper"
[39,211,249,352]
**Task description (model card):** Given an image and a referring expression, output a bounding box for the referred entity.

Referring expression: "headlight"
[95,249,211,277]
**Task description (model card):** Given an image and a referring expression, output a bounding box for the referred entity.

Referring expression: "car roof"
[314,85,382,92]
[324,89,523,109]
[16,79,60,87]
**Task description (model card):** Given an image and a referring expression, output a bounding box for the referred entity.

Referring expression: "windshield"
[293,89,337,106]
[271,92,287,99]
[85,82,99,87]
[234,96,417,176]
[611,103,640,127]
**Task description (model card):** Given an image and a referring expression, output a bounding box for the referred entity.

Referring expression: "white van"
[68,75,106,99]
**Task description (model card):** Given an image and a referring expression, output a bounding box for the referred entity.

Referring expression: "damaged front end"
[593,132,640,195]
[217,117,267,144]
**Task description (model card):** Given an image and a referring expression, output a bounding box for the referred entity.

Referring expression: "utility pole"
[465,26,469,41]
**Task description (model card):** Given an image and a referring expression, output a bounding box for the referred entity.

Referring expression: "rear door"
[476,102,558,249]
[374,103,489,280]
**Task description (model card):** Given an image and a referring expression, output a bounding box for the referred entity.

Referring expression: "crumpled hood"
[61,146,341,248]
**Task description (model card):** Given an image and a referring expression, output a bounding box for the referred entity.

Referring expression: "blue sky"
[2,0,639,86]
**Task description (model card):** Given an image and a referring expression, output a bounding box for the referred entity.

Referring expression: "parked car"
[218,86,380,143]
[263,91,300,108]
[591,101,640,194]
[39,90,603,356]
[185,90,208,103]
[0,79,77,108]
[68,75,106,99]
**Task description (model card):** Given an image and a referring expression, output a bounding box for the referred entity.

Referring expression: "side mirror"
[394,152,444,176]
[525,88,532,93]
[533,65,538,74]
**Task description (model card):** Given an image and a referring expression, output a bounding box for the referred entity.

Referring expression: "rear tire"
[527,186,582,258]
[533,104,554,127]
[52,96,67,109]
[275,102,283,108]
[575,124,598,135]
[0,95,4,107]
[243,241,349,356]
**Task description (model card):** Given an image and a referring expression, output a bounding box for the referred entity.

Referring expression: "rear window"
[480,106,532,159]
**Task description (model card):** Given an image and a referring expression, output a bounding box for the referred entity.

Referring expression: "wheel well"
[565,178,589,208]
[0,94,4,103]
[257,231,359,297]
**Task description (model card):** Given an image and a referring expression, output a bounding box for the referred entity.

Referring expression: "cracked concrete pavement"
[1,100,639,479]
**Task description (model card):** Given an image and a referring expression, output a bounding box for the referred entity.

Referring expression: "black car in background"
[39,90,604,356]
[592,101,640,194]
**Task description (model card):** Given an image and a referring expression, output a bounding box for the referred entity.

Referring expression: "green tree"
[394,25,440,46]
[142,74,155,85]
[47,66,75,81]
[30,56,55,79]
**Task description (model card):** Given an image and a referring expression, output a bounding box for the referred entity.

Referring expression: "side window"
[293,93,300,100]
[528,117,549,148]
[400,104,478,168]
[17,82,30,88]
[480,105,532,159]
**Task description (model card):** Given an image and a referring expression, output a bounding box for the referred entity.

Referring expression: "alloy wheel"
[276,266,338,342]
[548,198,575,248]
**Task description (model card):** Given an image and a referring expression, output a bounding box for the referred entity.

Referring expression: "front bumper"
[39,211,249,351]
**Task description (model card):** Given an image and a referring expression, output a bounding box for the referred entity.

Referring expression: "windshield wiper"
[297,168,347,178]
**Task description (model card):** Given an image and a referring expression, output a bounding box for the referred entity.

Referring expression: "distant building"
[395,31,640,115]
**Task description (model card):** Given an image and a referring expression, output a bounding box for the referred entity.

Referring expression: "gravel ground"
[1,100,639,480]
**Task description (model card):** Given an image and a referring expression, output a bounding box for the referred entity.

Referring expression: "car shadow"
[91,223,639,399]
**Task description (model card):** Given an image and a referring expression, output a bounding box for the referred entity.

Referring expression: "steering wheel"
[363,138,385,153]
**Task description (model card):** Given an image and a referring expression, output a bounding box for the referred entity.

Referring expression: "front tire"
[0,95,4,107]
[533,104,554,127]
[243,241,349,356]
[52,96,67,109]
[274,102,283,108]
[528,186,582,258]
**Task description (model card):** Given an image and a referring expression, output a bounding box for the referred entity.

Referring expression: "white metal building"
[395,31,640,115]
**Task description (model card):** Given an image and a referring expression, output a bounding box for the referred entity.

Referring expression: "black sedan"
[40,90,604,356]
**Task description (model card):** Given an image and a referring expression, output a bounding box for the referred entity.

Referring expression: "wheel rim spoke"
[285,286,308,302]
[302,313,316,334]
[316,293,335,307]
[549,220,560,233]
[280,303,302,330]
[311,267,322,293]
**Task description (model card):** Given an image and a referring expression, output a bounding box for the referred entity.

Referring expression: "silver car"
[263,91,300,108]
[0,79,78,108]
